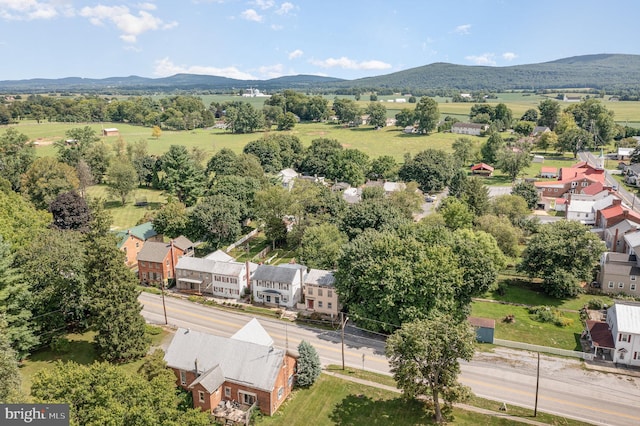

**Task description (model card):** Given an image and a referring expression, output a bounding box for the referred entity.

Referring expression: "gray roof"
[305,269,335,287]
[602,252,640,275]
[164,325,284,392]
[189,365,225,393]
[452,122,486,129]
[172,236,194,251]
[137,241,170,262]
[205,250,235,262]
[608,301,640,334]
[231,318,273,346]
[252,264,303,284]
[176,256,245,276]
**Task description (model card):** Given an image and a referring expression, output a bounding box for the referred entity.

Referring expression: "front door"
[275,296,280,304]
[307,300,314,309]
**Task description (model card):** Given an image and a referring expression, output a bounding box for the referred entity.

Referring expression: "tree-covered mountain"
[1,54,640,93]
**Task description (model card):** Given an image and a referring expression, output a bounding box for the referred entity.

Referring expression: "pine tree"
[85,206,149,362]
[0,319,22,403]
[296,340,321,388]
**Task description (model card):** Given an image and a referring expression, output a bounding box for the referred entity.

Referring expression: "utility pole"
[534,352,540,417]
[161,280,168,325]
[341,312,348,370]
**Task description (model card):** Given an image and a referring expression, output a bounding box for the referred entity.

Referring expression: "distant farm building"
[451,122,488,136]
[471,163,495,177]
[102,128,119,136]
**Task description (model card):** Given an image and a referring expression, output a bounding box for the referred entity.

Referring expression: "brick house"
[137,236,194,286]
[535,162,606,201]
[303,269,340,317]
[164,319,297,418]
[596,200,640,229]
[116,222,163,268]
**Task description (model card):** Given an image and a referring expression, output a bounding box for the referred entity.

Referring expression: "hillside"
[1,54,640,93]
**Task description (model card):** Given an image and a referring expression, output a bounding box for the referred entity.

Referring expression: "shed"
[532,154,545,163]
[470,163,494,177]
[469,317,495,343]
[102,127,119,136]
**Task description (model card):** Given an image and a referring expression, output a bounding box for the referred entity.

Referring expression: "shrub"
[50,337,71,354]
[587,298,605,310]
[296,340,321,388]
[145,325,162,336]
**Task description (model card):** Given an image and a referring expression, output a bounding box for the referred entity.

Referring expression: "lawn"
[256,374,521,426]
[19,326,169,395]
[85,184,167,230]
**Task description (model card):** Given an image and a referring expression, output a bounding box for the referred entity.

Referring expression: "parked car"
[426,194,437,202]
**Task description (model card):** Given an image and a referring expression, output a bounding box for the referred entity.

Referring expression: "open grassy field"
[85,184,167,230]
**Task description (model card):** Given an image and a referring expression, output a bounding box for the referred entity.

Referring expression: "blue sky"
[1,0,639,81]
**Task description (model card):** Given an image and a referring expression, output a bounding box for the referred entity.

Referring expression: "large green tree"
[0,128,35,191]
[475,214,522,257]
[496,142,532,181]
[537,99,561,130]
[386,315,474,423]
[49,191,92,232]
[399,149,456,193]
[414,96,440,134]
[298,223,347,269]
[480,132,505,164]
[365,102,387,129]
[512,181,539,209]
[0,319,21,403]
[0,179,51,250]
[106,160,138,205]
[299,138,343,177]
[187,195,243,249]
[254,185,292,249]
[152,201,189,239]
[518,221,605,298]
[339,199,409,240]
[452,137,474,167]
[161,145,206,206]
[21,157,80,210]
[335,230,462,333]
[224,102,265,133]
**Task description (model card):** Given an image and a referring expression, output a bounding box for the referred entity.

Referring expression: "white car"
[426,194,437,202]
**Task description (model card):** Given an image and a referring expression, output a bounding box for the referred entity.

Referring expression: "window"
[288,374,294,387]
[308,288,313,295]
[328,290,332,298]
[142,272,147,279]
[224,387,231,398]
[318,289,323,297]
[318,301,323,308]
[632,284,637,291]
[198,391,205,403]
[180,370,187,386]
[240,391,256,405]
[620,351,626,360]
[328,302,332,310]
[619,282,625,289]
[631,275,637,281]
[608,281,614,289]
[619,334,631,343]
[634,352,639,360]
[136,242,140,248]
[278,387,284,400]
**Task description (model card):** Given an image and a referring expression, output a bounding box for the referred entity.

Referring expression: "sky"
[1,0,639,81]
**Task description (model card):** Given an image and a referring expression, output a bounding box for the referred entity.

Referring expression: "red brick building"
[116,222,163,268]
[137,236,194,286]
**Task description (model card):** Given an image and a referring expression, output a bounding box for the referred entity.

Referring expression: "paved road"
[579,151,640,212]
[140,292,640,426]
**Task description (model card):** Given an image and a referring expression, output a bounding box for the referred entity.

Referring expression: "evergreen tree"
[0,319,22,403]
[296,340,321,388]
[85,211,149,362]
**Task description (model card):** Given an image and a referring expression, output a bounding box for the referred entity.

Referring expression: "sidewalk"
[323,370,550,426]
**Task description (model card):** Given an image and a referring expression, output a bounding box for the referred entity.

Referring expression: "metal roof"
[231,318,273,346]
[164,324,284,392]
[252,264,303,284]
[305,269,335,287]
[137,241,170,262]
[609,301,640,334]
[176,256,245,276]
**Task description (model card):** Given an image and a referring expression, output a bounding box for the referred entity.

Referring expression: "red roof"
[581,182,604,196]
[469,317,495,329]
[600,204,640,222]
[540,166,558,174]
[555,198,567,204]
[471,163,494,172]
[586,320,615,349]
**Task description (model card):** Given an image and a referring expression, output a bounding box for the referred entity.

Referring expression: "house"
[597,252,640,296]
[383,181,406,194]
[277,168,298,190]
[116,222,163,268]
[596,200,640,229]
[385,118,397,127]
[606,301,640,365]
[540,166,558,178]
[535,162,606,201]
[469,317,495,344]
[532,126,551,136]
[252,263,305,308]
[175,254,253,299]
[403,126,416,134]
[164,319,297,418]
[138,236,194,286]
[342,187,362,204]
[102,127,119,136]
[617,147,635,160]
[470,163,494,177]
[621,230,640,256]
[451,122,488,136]
[604,219,640,252]
[302,269,340,317]
[624,163,640,187]
[563,95,581,102]
[565,194,618,225]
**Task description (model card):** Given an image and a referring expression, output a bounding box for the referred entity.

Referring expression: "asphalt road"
[140,292,640,426]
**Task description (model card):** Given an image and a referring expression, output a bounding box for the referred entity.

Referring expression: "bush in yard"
[587,299,605,310]
[296,340,321,388]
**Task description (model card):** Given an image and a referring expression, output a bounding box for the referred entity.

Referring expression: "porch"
[213,400,256,426]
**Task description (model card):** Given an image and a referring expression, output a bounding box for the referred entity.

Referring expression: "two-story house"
[597,252,640,296]
[137,236,194,286]
[116,222,163,268]
[302,269,340,317]
[175,254,253,299]
[164,319,297,419]
[535,162,606,202]
[606,301,640,366]
[252,263,305,308]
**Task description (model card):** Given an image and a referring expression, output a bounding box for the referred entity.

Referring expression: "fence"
[494,338,594,361]
[226,229,260,253]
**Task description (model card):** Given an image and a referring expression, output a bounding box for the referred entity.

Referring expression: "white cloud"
[251,0,274,9]
[257,64,284,78]
[0,0,64,20]
[288,49,303,59]
[465,53,496,66]
[137,3,157,11]
[310,56,392,70]
[240,8,263,22]
[270,24,282,30]
[502,52,517,61]
[153,57,257,80]
[80,5,177,43]
[454,24,471,35]
[276,2,294,15]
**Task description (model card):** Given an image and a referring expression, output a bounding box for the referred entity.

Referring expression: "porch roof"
[586,320,615,349]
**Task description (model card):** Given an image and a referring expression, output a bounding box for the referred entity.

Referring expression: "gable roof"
[305,269,335,287]
[252,264,304,284]
[608,301,640,334]
[172,236,194,251]
[540,166,558,174]
[205,249,235,262]
[137,241,171,263]
[176,256,245,276]
[116,222,158,248]
[164,324,284,392]
[623,231,640,251]
[586,320,615,349]
[231,318,274,346]
[453,122,487,129]
[189,365,225,393]
[471,163,494,172]
[580,182,604,196]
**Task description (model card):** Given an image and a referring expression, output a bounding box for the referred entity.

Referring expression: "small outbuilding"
[470,163,495,177]
[102,128,119,136]
[469,317,495,344]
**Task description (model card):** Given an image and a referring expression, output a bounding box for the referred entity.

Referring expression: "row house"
[175,253,253,299]
[164,319,297,419]
[451,122,488,136]
[137,236,194,286]
[586,301,640,366]
[565,194,618,225]
[116,222,163,268]
[302,269,340,317]
[597,252,640,295]
[252,263,305,309]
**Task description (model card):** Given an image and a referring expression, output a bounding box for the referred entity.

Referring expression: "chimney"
[195,358,199,376]
[245,260,251,292]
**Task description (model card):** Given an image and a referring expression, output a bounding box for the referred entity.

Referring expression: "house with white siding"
[252,263,306,308]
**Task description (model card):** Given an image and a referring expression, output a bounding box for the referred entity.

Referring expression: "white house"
[606,301,640,366]
[252,263,306,308]
[617,147,635,160]
[175,255,252,299]
[278,168,298,190]
[451,122,488,136]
